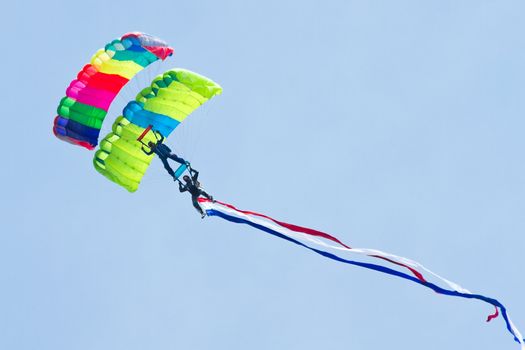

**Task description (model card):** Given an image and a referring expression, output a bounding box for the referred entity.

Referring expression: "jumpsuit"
[178,169,213,215]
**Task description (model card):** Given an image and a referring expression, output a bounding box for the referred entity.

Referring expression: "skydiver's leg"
[198,189,215,202]
[200,190,212,200]
[191,195,205,217]
[168,153,186,165]
[161,157,175,178]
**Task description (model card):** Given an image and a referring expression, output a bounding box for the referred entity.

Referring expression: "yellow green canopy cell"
[94,68,222,192]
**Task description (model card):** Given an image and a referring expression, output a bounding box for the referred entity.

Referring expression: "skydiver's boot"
[202,192,215,203]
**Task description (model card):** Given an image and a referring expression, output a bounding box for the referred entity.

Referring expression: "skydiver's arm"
[178,182,188,193]
[190,169,199,181]
[156,132,165,144]
[141,146,154,155]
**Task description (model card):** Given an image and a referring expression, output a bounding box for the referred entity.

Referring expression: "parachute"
[53,33,221,192]
[93,69,222,192]
[53,32,174,149]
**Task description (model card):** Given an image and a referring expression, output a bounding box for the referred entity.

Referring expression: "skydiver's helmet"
[183,175,191,183]
[148,141,156,149]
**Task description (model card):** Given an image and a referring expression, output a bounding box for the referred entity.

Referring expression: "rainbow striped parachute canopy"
[94,69,223,192]
[53,32,174,149]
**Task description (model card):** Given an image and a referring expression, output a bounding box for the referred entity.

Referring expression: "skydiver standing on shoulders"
[142,133,187,180]
[178,167,215,218]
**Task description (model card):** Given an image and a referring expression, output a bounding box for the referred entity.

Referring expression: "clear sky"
[1,1,524,349]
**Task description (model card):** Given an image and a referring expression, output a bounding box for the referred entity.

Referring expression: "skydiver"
[141,133,187,180]
[178,168,214,218]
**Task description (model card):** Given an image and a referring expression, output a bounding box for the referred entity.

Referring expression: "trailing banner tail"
[199,198,524,348]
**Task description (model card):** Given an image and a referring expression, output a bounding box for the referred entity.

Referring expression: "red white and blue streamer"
[199,198,524,348]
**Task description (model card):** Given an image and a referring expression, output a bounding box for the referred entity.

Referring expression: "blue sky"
[1,1,524,349]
